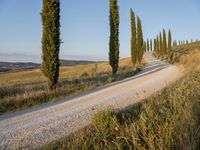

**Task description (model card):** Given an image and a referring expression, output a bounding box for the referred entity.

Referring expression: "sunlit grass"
[0,58,143,114]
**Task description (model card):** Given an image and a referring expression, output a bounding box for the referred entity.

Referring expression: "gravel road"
[0,53,182,150]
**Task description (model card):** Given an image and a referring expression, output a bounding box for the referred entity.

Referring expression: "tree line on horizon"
[155,29,172,56]
[145,30,200,55]
[41,0,145,90]
[145,29,172,55]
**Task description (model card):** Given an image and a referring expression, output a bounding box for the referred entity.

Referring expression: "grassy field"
[43,44,200,149]
[0,58,144,114]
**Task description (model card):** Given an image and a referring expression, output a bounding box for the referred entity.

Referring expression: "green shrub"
[92,108,118,138]
[106,77,115,83]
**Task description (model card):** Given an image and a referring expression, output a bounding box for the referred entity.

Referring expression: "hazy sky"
[0,0,200,62]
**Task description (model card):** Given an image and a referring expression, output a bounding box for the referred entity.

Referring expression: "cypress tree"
[175,40,177,46]
[147,39,149,52]
[137,16,144,63]
[41,0,61,91]
[159,32,163,55]
[154,38,156,51]
[143,41,146,54]
[150,39,153,52]
[168,30,172,52]
[163,29,167,55]
[109,0,120,74]
[156,35,160,53]
[130,8,137,66]
[173,40,175,47]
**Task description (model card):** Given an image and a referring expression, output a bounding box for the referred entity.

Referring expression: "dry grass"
[179,50,200,72]
[43,46,200,150]
[0,58,143,114]
[154,41,200,64]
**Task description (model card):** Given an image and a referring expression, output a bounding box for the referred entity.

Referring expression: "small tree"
[41,0,61,91]
[130,8,137,66]
[109,0,120,74]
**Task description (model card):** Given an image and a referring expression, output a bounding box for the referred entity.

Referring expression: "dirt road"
[0,53,182,149]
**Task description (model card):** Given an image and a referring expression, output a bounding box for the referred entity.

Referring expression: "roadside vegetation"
[0,58,144,114]
[43,45,200,149]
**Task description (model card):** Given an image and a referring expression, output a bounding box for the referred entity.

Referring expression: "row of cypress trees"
[146,29,172,56]
[130,9,144,67]
[146,29,172,54]
[41,0,145,90]
[109,1,145,73]
[172,39,200,47]
[146,39,151,52]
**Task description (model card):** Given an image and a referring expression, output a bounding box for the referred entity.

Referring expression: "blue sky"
[0,0,200,62]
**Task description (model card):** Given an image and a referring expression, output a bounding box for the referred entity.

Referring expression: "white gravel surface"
[0,53,182,150]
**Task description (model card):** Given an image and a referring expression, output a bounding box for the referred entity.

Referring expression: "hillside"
[0,60,98,73]
[0,62,40,72]
[60,59,98,66]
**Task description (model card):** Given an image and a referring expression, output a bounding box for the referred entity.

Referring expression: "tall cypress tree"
[147,39,149,52]
[163,29,167,55]
[150,39,153,52]
[154,38,156,51]
[173,40,175,47]
[156,35,160,54]
[41,0,60,91]
[143,41,146,54]
[175,40,177,46]
[168,30,172,52]
[137,16,144,63]
[109,0,120,74]
[159,32,163,55]
[130,8,137,66]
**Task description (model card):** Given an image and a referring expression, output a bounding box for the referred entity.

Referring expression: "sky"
[0,0,200,62]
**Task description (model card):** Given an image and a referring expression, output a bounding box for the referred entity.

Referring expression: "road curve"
[0,53,182,150]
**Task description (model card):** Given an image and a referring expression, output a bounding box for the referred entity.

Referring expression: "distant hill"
[60,59,98,66]
[0,62,40,72]
[0,60,98,73]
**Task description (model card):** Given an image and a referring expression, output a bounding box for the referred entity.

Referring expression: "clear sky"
[0,0,200,62]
